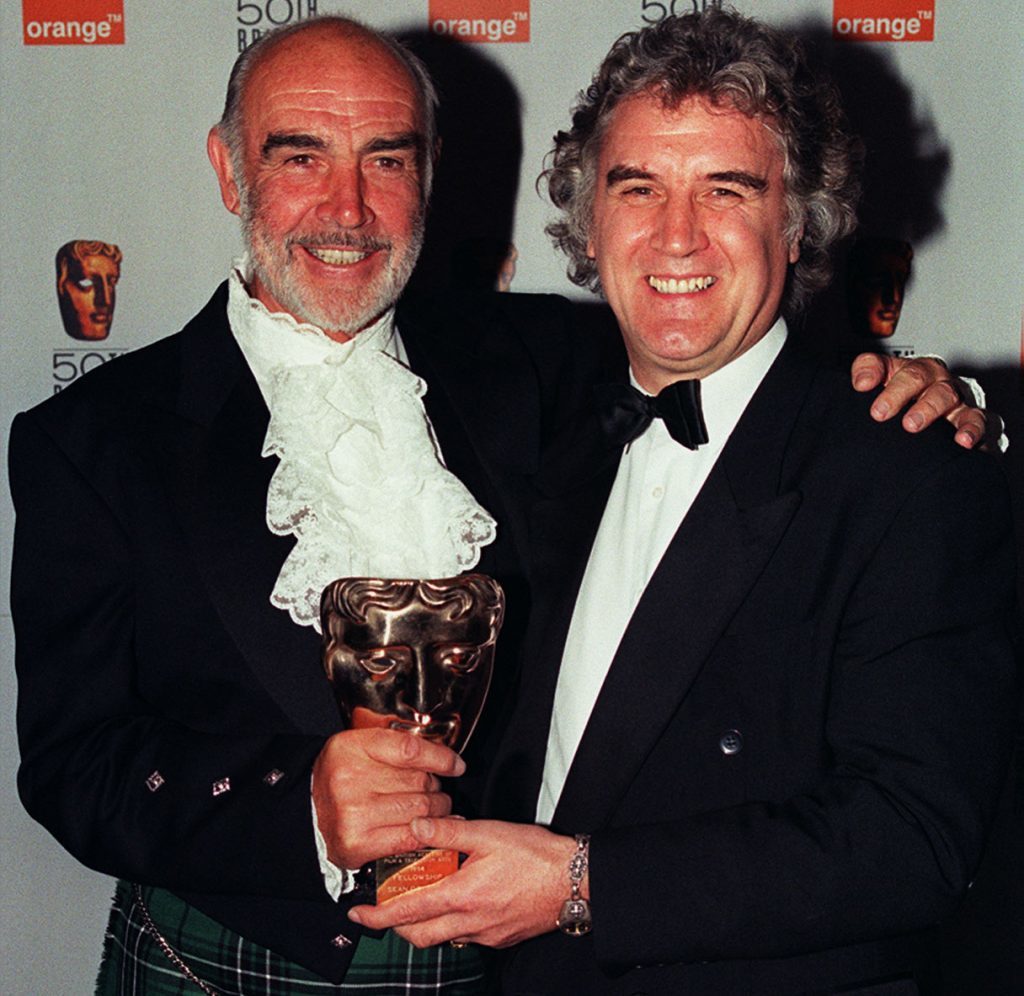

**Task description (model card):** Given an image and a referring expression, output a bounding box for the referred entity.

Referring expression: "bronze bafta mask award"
[321,574,505,902]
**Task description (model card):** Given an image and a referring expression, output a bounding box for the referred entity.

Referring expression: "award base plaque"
[321,574,505,905]
[375,848,462,903]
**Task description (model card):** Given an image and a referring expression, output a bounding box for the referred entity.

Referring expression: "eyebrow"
[707,170,768,193]
[606,165,654,186]
[261,132,327,159]
[361,132,425,157]
[260,131,425,161]
[605,165,769,193]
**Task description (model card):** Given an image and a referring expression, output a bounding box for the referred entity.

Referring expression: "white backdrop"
[3,2,1021,990]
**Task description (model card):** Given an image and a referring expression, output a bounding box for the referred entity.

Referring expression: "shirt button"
[719,730,744,755]
[651,485,665,499]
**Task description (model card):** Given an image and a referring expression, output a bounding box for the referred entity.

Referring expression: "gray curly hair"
[544,8,861,311]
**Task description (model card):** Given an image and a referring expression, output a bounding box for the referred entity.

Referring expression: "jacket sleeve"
[9,409,331,902]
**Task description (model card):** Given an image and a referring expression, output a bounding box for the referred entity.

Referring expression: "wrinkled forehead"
[241,29,425,138]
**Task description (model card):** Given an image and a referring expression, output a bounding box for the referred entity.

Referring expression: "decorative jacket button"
[719,730,743,755]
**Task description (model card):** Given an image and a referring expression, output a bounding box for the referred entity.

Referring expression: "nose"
[316,164,374,228]
[878,276,899,308]
[94,278,110,309]
[405,649,444,717]
[652,196,709,257]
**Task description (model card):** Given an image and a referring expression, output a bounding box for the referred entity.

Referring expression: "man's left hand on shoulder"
[851,353,988,449]
[348,817,569,949]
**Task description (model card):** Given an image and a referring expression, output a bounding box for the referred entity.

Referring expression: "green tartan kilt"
[95,880,492,995]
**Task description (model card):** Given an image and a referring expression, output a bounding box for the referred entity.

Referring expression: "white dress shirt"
[536,321,788,824]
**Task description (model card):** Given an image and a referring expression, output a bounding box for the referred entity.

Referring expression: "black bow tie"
[595,380,709,450]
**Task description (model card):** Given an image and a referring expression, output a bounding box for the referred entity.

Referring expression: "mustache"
[288,232,392,253]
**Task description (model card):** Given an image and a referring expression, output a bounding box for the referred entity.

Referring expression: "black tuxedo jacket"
[488,342,1019,995]
[9,283,579,981]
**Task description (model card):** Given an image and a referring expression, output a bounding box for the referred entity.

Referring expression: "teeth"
[648,275,716,294]
[307,247,369,265]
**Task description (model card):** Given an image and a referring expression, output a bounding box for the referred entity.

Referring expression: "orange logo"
[833,1,934,42]
[429,0,530,43]
[23,0,124,46]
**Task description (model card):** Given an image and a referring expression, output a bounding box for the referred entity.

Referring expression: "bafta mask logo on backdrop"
[56,240,122,342]
[430,0,530,43]
[23,0,124,45]
[847,238,914,340]
[833,0,934,42]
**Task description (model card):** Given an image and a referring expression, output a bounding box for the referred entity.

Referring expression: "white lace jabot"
[226,259,497,632]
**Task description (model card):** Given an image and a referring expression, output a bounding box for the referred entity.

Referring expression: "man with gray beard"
[8,13,986,995]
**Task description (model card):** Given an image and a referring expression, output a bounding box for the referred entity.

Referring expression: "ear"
[586,234,596,260]
[207,126,242,217]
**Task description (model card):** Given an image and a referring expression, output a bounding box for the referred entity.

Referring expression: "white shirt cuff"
[311,786,359,899]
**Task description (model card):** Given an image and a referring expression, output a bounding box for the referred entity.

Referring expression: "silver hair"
[543,8,861,311]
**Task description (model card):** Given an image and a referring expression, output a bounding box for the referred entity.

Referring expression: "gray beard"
[239,191,424,336]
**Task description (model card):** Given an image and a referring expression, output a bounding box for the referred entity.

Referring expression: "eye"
[435,644,482,674]
[356,647,408,677]
[76,279,94,290]
[372,154,413,174]
[285,153,315,166]
[620,184,654,198]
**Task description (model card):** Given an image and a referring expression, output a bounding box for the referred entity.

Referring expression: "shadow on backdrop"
[399,29,522,294]
[788,22,951,360]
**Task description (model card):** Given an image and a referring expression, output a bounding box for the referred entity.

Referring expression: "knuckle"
[400,733,424,762]
[902,363,928,387]
[934,380,961,408]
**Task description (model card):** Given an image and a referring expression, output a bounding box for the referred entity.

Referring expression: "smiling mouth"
[648,275,716,294]
[305,246,372,265]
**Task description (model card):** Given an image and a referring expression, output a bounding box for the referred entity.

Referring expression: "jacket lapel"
[170,286,339,736]
[550,343,815,830]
